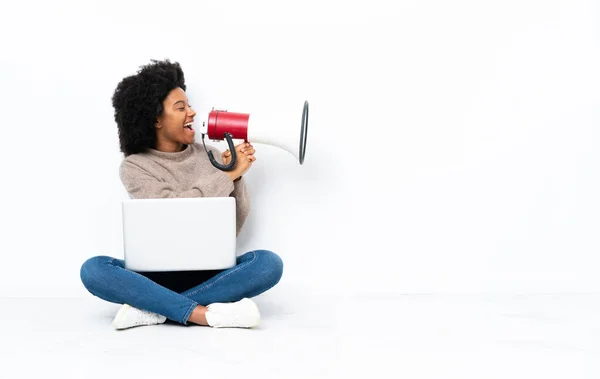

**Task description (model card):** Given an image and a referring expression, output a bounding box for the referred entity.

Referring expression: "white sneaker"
[111,304,167,330]
[205,298,261,328]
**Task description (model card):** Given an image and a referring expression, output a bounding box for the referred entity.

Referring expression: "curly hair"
[112,59,187,156]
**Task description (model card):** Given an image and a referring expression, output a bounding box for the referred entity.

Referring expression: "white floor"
[1,288,600,379]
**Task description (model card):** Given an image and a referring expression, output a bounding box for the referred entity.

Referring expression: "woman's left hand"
[222,142,256,166]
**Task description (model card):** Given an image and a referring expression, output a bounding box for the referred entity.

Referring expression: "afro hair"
[112,59,187,156]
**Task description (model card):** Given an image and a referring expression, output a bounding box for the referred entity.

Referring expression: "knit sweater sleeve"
[207,146,252,235]
[119,160,234,199]
[231,177,251,235]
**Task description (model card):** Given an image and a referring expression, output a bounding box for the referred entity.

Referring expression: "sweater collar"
[146,144,195,162]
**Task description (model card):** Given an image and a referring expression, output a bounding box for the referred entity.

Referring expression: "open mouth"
[184,122,194,131]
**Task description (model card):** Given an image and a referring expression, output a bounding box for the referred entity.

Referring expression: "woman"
[80,59,283,330]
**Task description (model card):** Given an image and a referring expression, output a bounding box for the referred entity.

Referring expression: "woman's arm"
[211,145,252,235]
[230,176,251,235]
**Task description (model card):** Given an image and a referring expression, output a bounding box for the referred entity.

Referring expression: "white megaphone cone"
[200,101,309,171]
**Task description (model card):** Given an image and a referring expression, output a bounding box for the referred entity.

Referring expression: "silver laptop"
[122,197,237,272]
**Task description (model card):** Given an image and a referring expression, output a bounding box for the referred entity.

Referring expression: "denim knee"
[80,255,112,293]
[254,250,283,288]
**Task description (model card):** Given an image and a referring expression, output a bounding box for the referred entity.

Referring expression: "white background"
[0,0,598,297]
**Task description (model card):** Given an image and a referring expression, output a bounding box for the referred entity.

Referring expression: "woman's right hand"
[225,142,256,181]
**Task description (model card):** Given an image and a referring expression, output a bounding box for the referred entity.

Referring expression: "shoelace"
[133,309,161,325]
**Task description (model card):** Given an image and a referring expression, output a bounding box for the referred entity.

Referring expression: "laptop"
[122,197,237,272]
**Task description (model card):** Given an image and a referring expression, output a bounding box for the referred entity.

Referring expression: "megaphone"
[199,101,309,171]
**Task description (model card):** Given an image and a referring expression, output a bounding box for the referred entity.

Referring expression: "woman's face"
[155,87,197,152]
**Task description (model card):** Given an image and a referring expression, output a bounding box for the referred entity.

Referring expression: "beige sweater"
[119,143,250,236]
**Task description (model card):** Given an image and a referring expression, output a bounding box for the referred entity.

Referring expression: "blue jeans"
[80,250,283,324]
